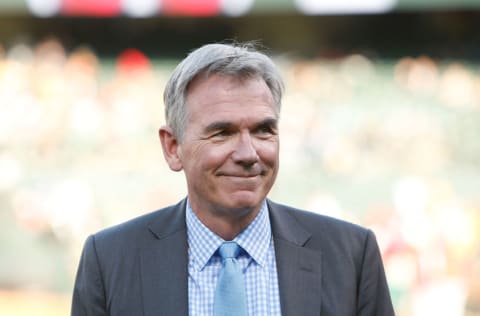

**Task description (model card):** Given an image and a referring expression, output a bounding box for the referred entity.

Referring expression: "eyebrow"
[203,117,278,134]
[254,118,278,130]
[203,121,234,134]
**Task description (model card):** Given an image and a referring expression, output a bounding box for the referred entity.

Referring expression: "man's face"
[175,74,279,222]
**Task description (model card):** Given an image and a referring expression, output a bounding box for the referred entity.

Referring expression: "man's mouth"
[218,170,264,178]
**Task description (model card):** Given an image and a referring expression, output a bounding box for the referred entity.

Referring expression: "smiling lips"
[218,174,263,190]
[217,170,265,178]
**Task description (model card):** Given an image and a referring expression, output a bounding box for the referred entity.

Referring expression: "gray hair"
[163,42,284,141]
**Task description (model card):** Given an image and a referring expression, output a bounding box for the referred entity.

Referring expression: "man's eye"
[256,125,275,135]
[212,130,231,138]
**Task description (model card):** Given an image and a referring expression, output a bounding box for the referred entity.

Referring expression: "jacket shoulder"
[89,199,186,252]
[267,199,372,254]
[268,200,368,235]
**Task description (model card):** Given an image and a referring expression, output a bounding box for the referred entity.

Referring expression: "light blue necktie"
[214,241,247,316]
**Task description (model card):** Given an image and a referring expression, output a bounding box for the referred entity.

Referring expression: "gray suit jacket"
[72,199,395,315]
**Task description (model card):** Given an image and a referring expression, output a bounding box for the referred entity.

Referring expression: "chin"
[224,192,264,211]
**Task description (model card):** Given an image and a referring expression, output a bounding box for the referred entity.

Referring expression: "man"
[72,43,395,316]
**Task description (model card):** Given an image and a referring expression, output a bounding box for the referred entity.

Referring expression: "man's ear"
[159,126,183,172]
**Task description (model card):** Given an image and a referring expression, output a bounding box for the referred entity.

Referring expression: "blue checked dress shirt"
[186,200,282,316]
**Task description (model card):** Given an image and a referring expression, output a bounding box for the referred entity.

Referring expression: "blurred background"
[1,0,480,315]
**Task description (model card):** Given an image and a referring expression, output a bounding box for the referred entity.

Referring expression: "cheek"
[257,142,279,165]
[192,144,232,171]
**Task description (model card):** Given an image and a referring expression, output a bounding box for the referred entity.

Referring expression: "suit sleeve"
[357,229,395,316]
[71,235,108,316]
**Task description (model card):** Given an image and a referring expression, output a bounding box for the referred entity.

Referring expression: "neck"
[189,202,262,240]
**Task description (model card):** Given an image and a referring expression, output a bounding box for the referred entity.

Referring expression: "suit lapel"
[140,200,189,316]
[268,201,322,316]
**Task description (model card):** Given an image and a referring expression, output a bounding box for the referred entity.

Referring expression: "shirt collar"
[186,199,272,271]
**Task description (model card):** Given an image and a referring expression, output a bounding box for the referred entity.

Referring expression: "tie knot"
[218,241,241,260]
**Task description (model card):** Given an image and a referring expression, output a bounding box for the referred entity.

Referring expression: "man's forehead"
[186,73,269,99]
[185,75,276,112]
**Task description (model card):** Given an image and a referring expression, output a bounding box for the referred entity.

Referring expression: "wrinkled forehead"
[186,70,263,96]
[184,74,277,123]
[185,73,274,107]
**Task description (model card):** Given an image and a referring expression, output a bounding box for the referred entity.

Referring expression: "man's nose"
[231,132,259,165]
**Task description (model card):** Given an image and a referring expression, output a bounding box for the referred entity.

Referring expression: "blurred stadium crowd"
[0,37,479,316]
